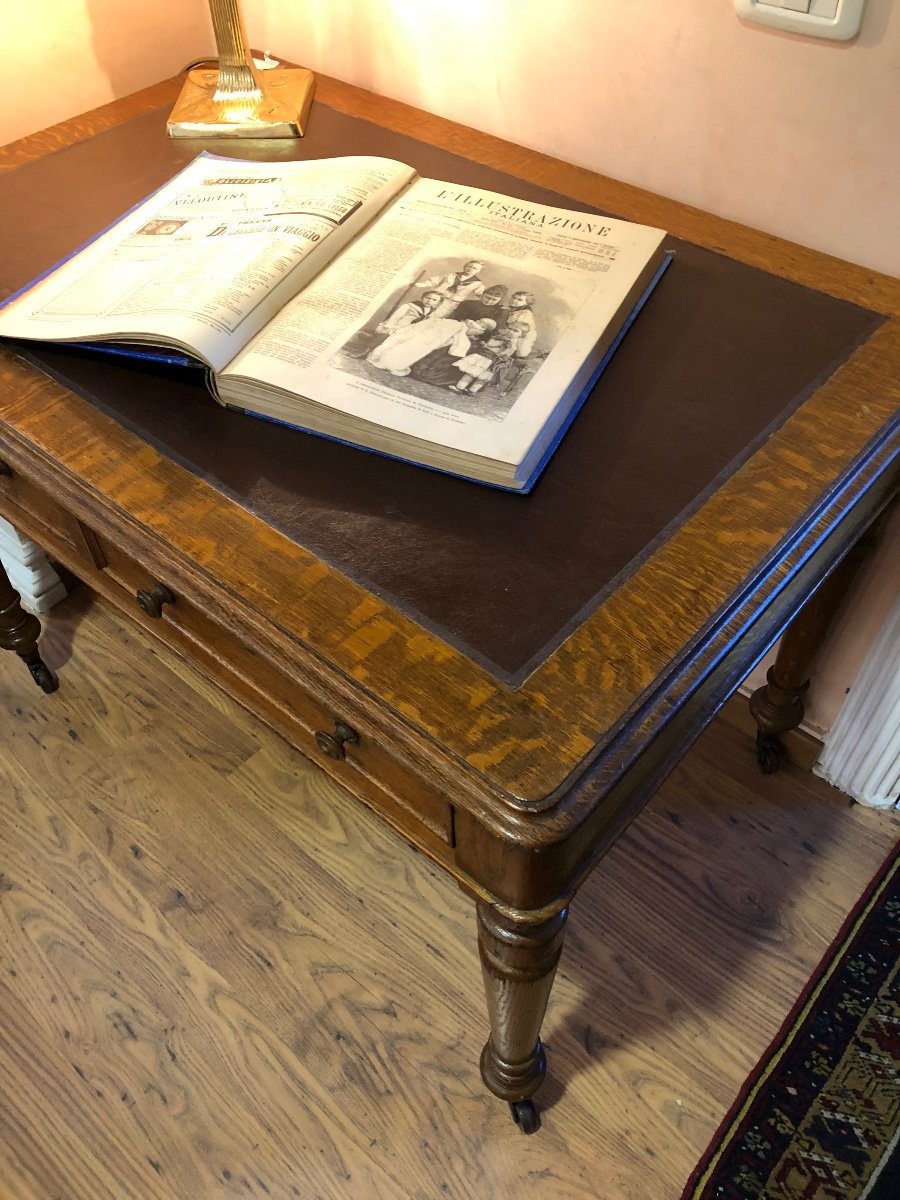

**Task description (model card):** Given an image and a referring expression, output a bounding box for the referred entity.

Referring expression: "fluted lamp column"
[168,0,315,138]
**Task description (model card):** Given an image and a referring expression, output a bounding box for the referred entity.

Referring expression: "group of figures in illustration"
[340,257,553,412]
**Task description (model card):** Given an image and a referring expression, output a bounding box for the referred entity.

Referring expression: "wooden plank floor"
[0,587,897,1200]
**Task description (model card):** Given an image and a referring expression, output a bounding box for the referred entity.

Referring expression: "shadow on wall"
[289,1,521,113]
[85,0,213,104]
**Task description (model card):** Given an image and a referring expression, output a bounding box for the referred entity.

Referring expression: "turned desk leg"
[0,557,58,693]
[748,533,877,773]
[476,900,568,1133]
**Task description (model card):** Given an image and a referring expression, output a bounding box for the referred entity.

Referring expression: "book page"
[221,178,665,465]
[0,153,416,372]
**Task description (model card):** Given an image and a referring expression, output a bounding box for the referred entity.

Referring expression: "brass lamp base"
[167,65,315,139]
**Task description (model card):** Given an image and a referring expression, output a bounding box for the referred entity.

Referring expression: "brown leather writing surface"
[1,103,883,679]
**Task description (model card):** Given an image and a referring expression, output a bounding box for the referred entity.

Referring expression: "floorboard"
[1,588,897,1200]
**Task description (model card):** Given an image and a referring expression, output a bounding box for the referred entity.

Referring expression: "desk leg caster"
[749,667,805,776]
[21,649,59,694]
[476,901,568,1135]
[508,1099,540,1134]
[755,730,783,775]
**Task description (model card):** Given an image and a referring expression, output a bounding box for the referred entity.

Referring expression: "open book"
[0,153,670,491]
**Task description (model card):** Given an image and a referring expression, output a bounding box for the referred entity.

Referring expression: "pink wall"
[0,1,212,146]
[6,1,895,278]
[2,0,897,733]
[254,0,900,277]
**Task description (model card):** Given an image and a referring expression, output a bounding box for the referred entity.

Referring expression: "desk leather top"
[0,102,882,680]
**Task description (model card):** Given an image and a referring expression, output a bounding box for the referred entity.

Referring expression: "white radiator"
[814,594,900,809]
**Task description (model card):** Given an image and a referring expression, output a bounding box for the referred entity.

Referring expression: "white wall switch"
[735,0,867,39]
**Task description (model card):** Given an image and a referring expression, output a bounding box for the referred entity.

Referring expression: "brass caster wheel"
[508,1098,540,1134]
[756,731,782,775]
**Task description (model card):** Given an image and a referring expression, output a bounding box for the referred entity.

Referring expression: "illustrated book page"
[218,177,668,482]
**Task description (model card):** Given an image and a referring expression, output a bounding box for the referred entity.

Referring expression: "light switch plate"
[735,0,867,40]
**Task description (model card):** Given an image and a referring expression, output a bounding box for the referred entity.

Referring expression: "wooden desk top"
[0,76,897,908]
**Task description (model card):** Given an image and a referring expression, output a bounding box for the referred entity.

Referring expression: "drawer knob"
[315,720,359,761]
[0,460,11,477]
[136,582,176,619]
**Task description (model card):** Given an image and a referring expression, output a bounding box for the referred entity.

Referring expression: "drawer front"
[0,455,89,559]
[93,534,455,857]
[0,451,455,860]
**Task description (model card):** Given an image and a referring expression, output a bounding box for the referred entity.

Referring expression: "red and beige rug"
[683,842,899,1200]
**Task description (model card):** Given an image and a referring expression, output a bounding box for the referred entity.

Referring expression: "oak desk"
[0,76,897,1133]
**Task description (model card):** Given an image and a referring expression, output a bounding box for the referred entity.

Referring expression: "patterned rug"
[683,842,900,1200]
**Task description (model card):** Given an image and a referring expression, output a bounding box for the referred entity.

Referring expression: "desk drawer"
[92,534,455,857]
[0,455,89,559]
